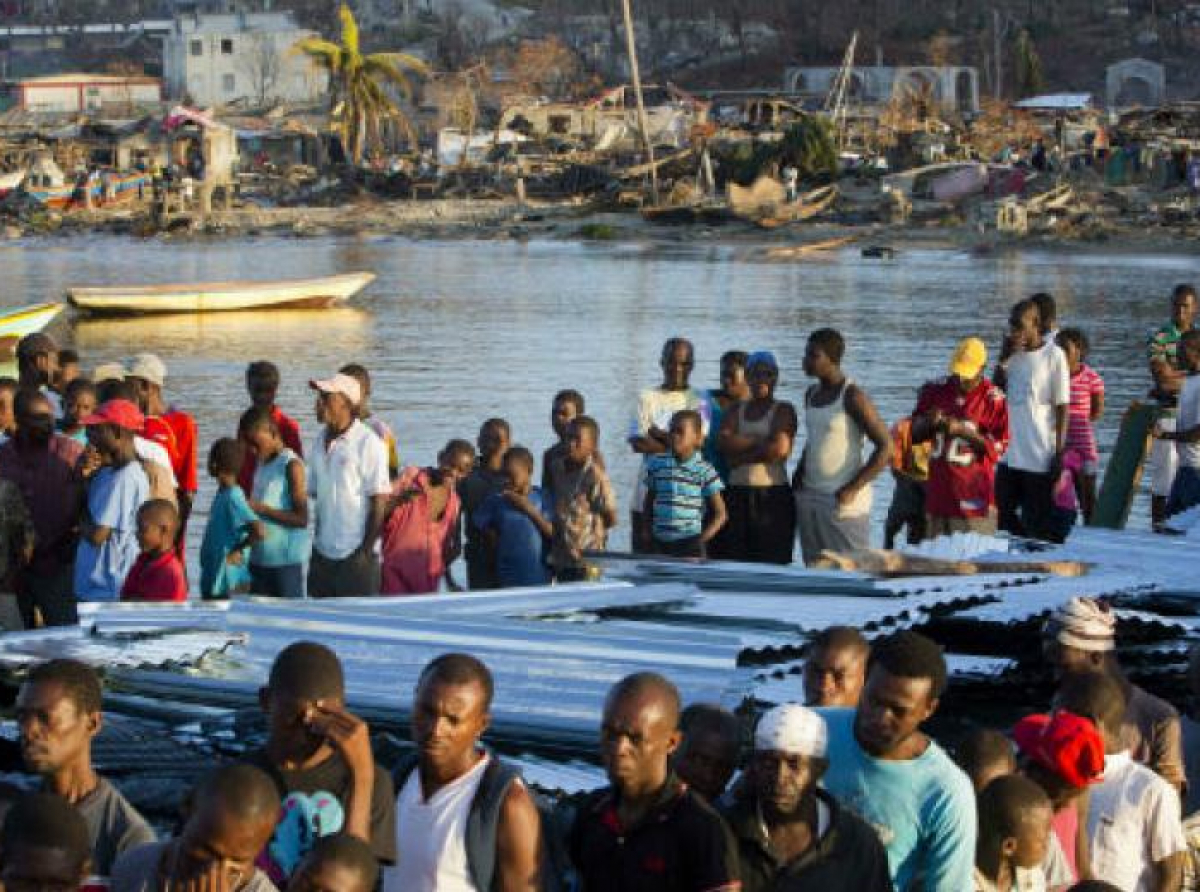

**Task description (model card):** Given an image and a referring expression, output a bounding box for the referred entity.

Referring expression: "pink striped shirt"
[1066,364,1104,462]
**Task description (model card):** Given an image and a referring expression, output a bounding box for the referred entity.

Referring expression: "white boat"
[0,303,63,354]
[67,272,376,316]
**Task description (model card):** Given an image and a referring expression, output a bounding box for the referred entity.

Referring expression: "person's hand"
[306,703,374,779]
[648,426,670,445]
[1153,425,1171,441]
[835,484,860,513]
[1049,451,1065,481]
[80,446,103,479]
[226,550,244,567]
[248,499,267,514]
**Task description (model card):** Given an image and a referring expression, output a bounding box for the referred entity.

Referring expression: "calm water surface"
[3,235,1195,575]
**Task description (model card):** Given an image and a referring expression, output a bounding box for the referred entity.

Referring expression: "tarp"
[1013,94,1093,110]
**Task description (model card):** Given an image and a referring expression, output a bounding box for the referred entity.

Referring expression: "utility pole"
[621,0,659,205]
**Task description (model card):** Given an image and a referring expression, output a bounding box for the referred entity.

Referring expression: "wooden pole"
[620,0,658,205]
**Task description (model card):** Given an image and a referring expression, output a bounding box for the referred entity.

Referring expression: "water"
[5,234,1196,575]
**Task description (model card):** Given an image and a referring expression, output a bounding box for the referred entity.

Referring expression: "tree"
[507,37,582,99]
[1013,28,1045,99]
[239,32,283,108]
[294,4,429,164]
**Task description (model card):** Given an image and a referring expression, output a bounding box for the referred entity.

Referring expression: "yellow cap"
[949,337,988,379]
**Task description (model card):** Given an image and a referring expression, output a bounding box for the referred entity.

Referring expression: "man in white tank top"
[384,654,542,892]
[793,329,892,565]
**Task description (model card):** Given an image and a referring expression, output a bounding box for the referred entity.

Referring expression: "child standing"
[546,416,617,582]
[238,360,304,493]
[380,439,475,595]
[641,410,726,558]
[1056,329,1105,522]
[542,390,584,497]
[974,775,1055,892]
[240,408,309,599]
[200,438,264,600]
[59,379,97,445]
[121,499,187,602]
[458,418,511,590]
[75,401,150,602]
[884,416,931,548]
[475,446,553,587]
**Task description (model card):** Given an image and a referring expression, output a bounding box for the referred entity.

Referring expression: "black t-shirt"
[568,775,740,892]
[244,748,397,865]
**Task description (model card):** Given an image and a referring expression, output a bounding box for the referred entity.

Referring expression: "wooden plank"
[1090,401,1157,530]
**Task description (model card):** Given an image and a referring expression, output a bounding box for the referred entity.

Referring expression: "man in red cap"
[1014,709,1105,883]
[74,401,150,602]
[307,374,389,598]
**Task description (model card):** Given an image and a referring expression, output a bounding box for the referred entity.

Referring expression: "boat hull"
[22,173,149,210]
[0,303,63,355]
[67,273,376,316]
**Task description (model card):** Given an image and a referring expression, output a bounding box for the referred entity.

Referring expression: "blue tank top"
[250,448,309,568]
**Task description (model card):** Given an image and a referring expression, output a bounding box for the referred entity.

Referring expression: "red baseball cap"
[80,399,144,432]
[1013,710,1105,788]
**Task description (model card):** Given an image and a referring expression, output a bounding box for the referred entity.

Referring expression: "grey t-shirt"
[74,777,157,877]
[111,841,279,892]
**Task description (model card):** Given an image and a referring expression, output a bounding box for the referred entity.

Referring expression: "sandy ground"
[11,192,1200,257]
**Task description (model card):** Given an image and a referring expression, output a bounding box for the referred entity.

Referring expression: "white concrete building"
[163,12,328,108]
[16,73,162,113]
[783,65,980,116]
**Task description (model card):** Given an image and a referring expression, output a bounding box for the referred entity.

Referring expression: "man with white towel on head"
[720,703,892,892]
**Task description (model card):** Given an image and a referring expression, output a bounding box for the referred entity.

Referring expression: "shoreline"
[7,196,1200,258]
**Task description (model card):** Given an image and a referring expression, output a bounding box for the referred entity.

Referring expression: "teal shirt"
[819,707,976,892]
[200,485,258,598]
[702,389,732,481]
[249,449,309,568]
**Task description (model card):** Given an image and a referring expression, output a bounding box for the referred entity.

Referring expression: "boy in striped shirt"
[641,410,727,558]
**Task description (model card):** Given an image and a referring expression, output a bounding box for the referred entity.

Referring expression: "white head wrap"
[754,704,828,758]
[1047,597,1116,653]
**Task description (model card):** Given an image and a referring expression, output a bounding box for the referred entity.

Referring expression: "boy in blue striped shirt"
[641,409,727,558]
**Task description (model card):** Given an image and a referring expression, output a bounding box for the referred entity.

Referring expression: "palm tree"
[294,5,429,165]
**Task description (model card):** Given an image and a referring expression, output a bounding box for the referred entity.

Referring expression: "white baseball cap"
[309,373,362,406]
[127,353,167,387]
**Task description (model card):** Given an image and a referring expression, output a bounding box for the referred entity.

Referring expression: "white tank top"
[803,379,872,515]
[384,754,491,892]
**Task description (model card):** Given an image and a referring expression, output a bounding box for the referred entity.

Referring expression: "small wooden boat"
[0,303,63,354]
[67,272,376,316]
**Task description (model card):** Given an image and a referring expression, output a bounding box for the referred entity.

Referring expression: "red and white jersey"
[914,377,1009,518]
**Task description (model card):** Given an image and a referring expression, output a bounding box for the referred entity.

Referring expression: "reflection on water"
[7,235,1199,573]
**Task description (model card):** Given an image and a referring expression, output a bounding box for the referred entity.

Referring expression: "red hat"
[1013,710,1105,788]
[80,399,144,432]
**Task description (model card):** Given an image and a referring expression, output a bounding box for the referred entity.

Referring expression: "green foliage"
[578,222,616,239]
[720,117,838,187]
[1014,29,1045,99]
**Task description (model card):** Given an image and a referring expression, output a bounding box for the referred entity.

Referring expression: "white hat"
[128,353,167,387]
[309,373,362,406]
[754,704,828,758]
[92,362,126,384]
[1046,597,1116,653]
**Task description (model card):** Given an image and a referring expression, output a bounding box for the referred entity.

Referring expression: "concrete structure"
[1106,57,1165,109]
[783,65,980,116]
[15,73,162,113]
[163,12,327,107]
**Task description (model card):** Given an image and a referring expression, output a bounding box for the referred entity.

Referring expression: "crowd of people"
[0,283,1194,618]
[5,599,1200,891]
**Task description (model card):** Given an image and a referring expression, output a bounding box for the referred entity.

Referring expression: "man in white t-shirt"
[995,298,1070,542]
[1059,670,1186,892]
[307,373,390,598]
[628,338,709,550]
[1155,328,1200,517]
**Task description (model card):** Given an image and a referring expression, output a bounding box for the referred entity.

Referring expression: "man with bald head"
[0,388,84,626]
[628,339,710,551]
[803,626,869,708]
[113,763,281,891]
[721,704,891,891]
[570,672,739,891]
